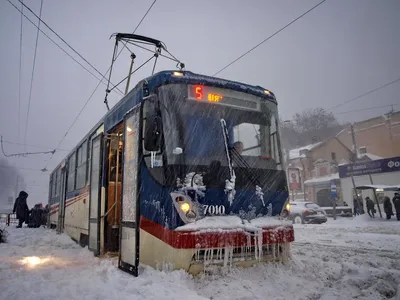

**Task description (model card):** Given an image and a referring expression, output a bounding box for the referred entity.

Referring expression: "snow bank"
[0,227,205,300]
[1,217,400,300]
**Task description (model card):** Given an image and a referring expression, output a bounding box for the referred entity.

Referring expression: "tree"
[280,108,348,151]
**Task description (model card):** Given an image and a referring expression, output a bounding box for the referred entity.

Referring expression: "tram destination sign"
[187,85,260,111]
[338,156,400,178]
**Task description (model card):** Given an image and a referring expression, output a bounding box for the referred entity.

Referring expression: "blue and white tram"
[48,70,294,276]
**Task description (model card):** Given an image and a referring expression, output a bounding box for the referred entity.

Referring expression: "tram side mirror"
[144,115,162,152]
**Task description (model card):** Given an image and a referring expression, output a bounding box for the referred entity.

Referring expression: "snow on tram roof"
[145,70,277,103]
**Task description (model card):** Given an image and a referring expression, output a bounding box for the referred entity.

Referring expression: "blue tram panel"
[140,71,289,229]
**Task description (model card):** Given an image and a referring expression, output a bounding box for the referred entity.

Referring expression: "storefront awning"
[355,184,400,191]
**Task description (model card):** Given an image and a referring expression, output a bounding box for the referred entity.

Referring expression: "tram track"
[292,241,397,255]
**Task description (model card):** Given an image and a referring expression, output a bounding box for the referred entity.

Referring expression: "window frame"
[76,140,88,189]
[67,151,77,192]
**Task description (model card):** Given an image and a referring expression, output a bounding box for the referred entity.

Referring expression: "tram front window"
[152,84,284,190]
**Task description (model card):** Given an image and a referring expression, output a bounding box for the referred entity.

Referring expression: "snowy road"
[1,215,399,300]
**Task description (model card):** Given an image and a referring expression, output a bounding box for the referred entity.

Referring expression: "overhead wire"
[1,135,55,158]
[17,0,24,143]
[42,0,157,170]
[212,0,328,76]
[329,77,400,110]
[5,0,124,96]
[0,165,49,172]
[16,0,124,95]
[23,0,43,152]
[1,139,69,152]
[334,104,399,115]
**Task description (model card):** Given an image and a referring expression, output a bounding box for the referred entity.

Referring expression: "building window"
[76,141,88,189]
[331,152,336,161]
[359,146,367,155]
[67,152,76,192]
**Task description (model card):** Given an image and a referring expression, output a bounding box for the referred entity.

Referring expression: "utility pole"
[15,175,19,199]
[350,124,363,214]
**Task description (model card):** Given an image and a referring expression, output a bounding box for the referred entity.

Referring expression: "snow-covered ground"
[1,215,399,300]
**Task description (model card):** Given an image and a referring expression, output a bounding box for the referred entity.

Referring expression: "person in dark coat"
[353,198,360,216]
[13,191,29,228]
[366,197,375,218]
[393,193,400,221]
[383,196,394,220]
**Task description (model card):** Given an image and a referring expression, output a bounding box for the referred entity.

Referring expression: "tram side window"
[55,168,61,196]
[269,115,282,168]
[76,141,88,189]
[87,134,95,185]
[67,152,76,192]
[51,172,56,198]
[143,99,165,184]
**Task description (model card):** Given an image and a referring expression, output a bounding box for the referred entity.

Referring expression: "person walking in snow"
[353,198,360,215]
[366,197,375,218]
[13,191,29,228]
[383,196,394,220]
[392,193,400,221]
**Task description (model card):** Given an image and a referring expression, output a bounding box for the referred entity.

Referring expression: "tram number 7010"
[203,204,226,216]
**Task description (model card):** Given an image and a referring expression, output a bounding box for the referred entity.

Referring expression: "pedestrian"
[383,196,394,220]
[366,196,375,218]
[392,193,400,221]
[353,198,360,216]
[13,191,29,228]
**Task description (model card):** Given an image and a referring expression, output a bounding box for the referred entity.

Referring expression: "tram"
[48,34,294,276]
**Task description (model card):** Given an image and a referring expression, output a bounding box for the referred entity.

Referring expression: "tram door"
[88,134,104,255]
[119,106,140,276]
[57,164,67,234]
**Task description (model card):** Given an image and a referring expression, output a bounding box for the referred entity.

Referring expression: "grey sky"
[0,0,399,206]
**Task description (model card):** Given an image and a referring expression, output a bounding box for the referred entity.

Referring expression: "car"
[282,201,327,224]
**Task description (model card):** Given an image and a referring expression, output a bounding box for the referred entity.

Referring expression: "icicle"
[266,203,272,217]
[150,151,156,168]
[229,247,233,270]
[223,247,229,268]
[255,185,265,206]
[254,234,258,260]
[257,230,263,261]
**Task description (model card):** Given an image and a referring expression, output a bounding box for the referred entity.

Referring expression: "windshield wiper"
[230,147,262,187]
[220,119,236,205]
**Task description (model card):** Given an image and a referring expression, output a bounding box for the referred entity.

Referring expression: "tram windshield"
[146,84,285,189]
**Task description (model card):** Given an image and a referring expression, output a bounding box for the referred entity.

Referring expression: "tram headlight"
[170,192,199,224]
[286,203,291,211]
[180,202,190,213]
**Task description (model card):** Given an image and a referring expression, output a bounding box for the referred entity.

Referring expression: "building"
[336,111,400,158]
[287,137,353,206]
[339,156,400,212]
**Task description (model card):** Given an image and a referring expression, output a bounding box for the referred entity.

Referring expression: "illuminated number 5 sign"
[195,86,203,100]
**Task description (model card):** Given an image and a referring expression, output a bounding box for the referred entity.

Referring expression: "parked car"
[282,201,327,224]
